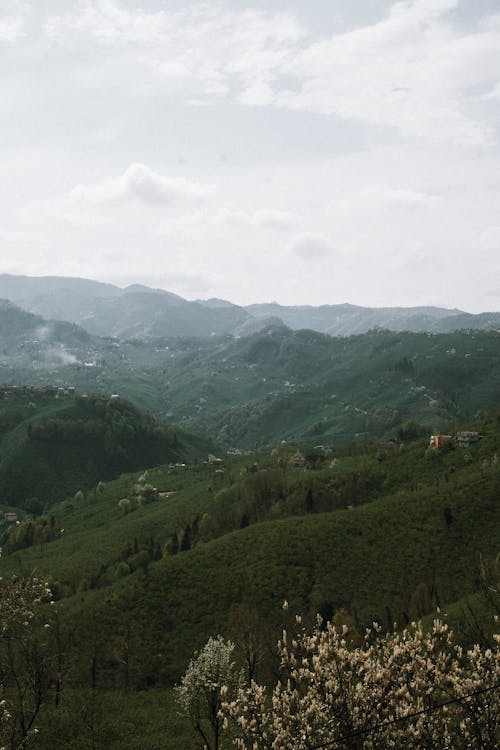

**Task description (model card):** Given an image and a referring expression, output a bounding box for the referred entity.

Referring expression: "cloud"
[0,227,38,242]
[43,345,79,366]
[44,1,305,100]
[69,163,212,205]
[328,185,438,214]
[288,233,337,261]
[239,80,276,107]
[38,0,500,148]
[253,209,297,229]
[27,164,213,226]
[217,208,297,230]
[275,0,499,147]
[481,82,500,102]
[478,225,500,251]
[0,11,26,43]
[157,207,298,235]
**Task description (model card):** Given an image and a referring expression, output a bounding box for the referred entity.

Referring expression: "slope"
[0,388,211,510]
[2,410,498,690]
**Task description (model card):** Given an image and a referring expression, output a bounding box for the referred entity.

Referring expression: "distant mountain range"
[3,292,500,449]
[1,273,499,339]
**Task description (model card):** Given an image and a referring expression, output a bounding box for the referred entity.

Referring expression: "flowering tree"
[0,574,52,750]
[223,616,499,750]
[176,636,240,750]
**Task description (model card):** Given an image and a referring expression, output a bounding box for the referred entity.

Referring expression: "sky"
[1,0,500,312]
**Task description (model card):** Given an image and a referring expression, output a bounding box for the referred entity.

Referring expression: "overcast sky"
[1,0,499,311]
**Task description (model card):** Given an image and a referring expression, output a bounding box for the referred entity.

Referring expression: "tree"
[223,616,499,750]
[227,603,272,684]
[176,636,240,750]
[0,574,53,750]
[117,498,131,515]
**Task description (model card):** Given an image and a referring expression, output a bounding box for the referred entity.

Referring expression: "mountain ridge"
[1,273,499,339]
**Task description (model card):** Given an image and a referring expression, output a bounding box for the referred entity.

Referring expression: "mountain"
[3,301,500,450]
[0,298,96,368]
[0,274,250,339]
[244,302,482,335]
[1,274,500,339]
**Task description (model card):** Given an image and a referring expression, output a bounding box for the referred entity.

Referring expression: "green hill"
[2,409,498,685]
[157,327,500,448]
[0,388,211,510]
[3,297,500,451]
[1,406,498,750]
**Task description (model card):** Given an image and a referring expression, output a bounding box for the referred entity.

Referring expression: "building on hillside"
[429,434,453,449]
[4,512,17,523]
[456,431,480,447]
[208,454,223,464]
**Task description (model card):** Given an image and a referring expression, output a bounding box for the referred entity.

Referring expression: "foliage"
[176,636,240,750]
[0,574,52,750]
[223,616,500,750]
[0,390,210,508]
[1,515,62,554]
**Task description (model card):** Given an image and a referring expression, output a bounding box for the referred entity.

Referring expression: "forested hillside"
[1,407,498,749]
[0,388,210,509]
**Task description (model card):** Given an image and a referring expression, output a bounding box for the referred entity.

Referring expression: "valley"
[0,278,499,749]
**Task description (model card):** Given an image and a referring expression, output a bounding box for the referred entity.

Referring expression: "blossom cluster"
[223,616,499,750]
[0,574,52,637]
[176,635,243,749]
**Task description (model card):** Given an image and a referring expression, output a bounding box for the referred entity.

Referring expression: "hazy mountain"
[244,302,471,335]
[233,315,286,337]
[0,298,97,369]
[0,274,250,339]
[1,274,500,339]
[432,311,500,332]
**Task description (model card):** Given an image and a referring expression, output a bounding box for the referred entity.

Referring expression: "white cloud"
[239,80,275,108]
[328,184,438,214]
[0,227,38,243]
[44,1,305,101]
[275,0,499,147]
[481,81,500,102]
[0,14,25,43]
[27,163,213,226]
[253,209,297,230]
[157,207,298,234]
[288,233,337,261]
[70,163,212,205]
[478,225,500,251]
[38,0,500,148]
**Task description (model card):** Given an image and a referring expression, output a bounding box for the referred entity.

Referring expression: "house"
[456,431,480,447]
[429,434,453,449]
[208,454,223,464]
[4,512,17,523]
